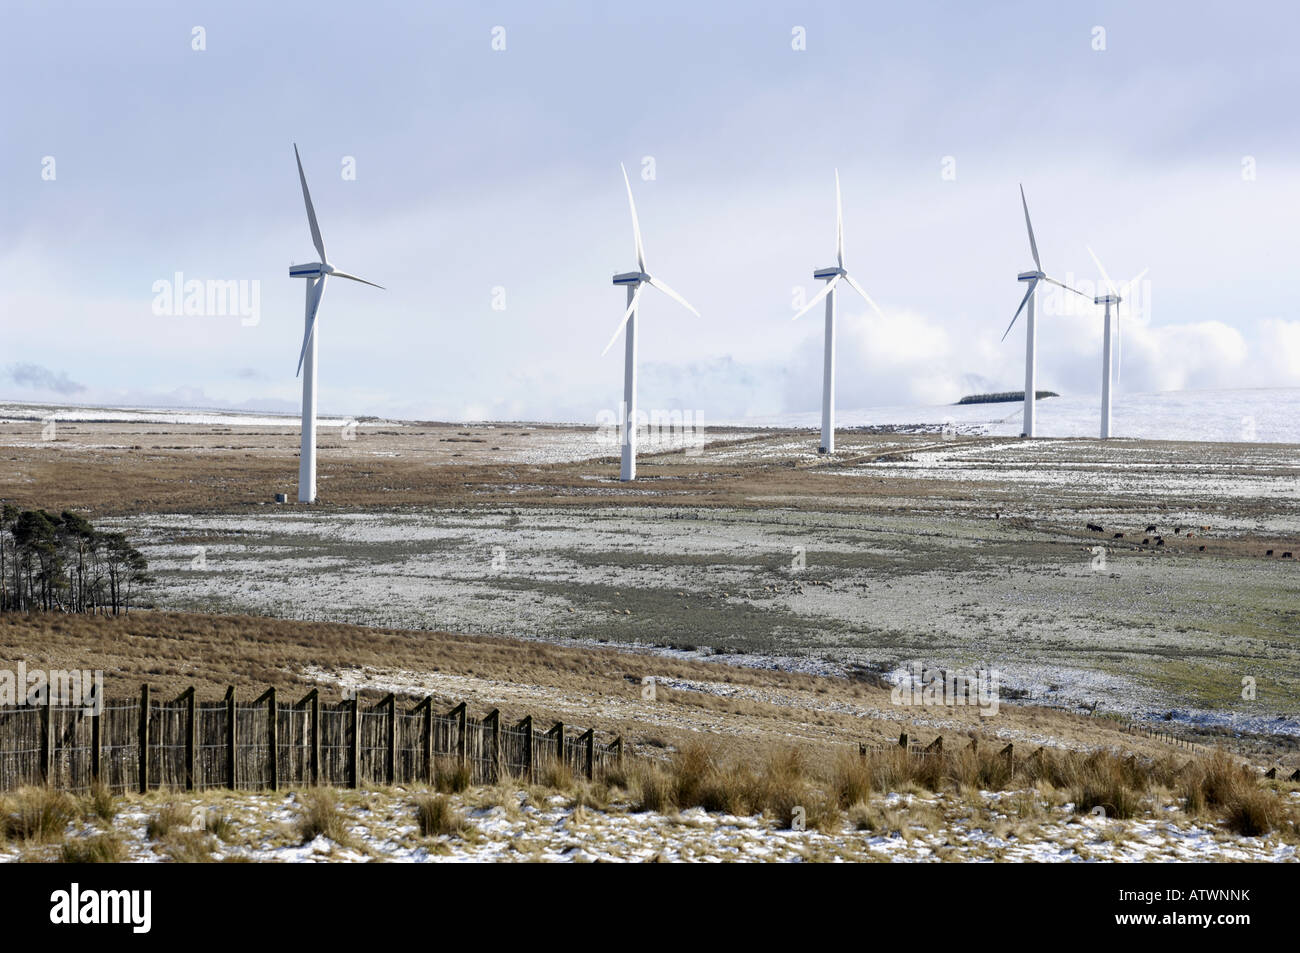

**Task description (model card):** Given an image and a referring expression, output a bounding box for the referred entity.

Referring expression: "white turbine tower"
[1087,246,1148,439]
[602,164,700,482]
[1000,185,1087,438]
[790,170,886,454]
[288,143,383,503]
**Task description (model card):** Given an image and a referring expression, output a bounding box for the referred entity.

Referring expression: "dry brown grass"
[60,833,127,863]
[1,787,75,844]
[297,789,351,845]
[145,803,193,841]
[414,793,465,837]
[0,609,1238,783]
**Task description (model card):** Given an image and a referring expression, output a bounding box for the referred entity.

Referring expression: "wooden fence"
[0,685,623,794]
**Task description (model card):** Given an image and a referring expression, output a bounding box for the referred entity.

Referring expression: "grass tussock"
[1,788,75,844]
[145,803,195,841]
[414,793,465,837]
[60,833,127,863]
[1179,750,1288,835]
[82,784,117,823]
[434,758,471,794]
[297,789,351,845]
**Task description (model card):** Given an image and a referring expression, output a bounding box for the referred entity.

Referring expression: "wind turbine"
[288,143,384,503]
[1087,246,1148,439]
[602,163,700,482]
[790,170,886,454]
[1001,185,1088,438]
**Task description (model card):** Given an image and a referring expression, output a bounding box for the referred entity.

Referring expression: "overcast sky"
[3,1,1298,422]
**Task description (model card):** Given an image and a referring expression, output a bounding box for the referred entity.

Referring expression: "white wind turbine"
[1000,185,1088,438]
[790,170,886,454]
[288,143,384,503]
[1087,246,1148,439]
[602,163,700,482]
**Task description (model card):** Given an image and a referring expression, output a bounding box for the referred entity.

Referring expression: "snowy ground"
[7,385,1300,445]
[7,786,1296,863]
[734,386,1300,444]
[119,497,1300,737]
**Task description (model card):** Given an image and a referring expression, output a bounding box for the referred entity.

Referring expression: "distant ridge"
[957,390,1058,406]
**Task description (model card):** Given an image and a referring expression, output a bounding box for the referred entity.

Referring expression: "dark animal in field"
[1142,538,1150,545]
[1145,524,1157,533]
[1284,552,1294,559]
[1156,538,1165,546]
[1198,545,1206,551]
[1086,523,1103,532]
[1267,550,1274,556]
[1175,526,1185,534]
[1113,533,1124,539]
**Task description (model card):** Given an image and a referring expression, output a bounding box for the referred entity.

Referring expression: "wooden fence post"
[581,728,595,780]
[137,683,150,794]
[268,688,278,791]
[176,687,196,791]
[453,702,467,771]
[42,690,53,787]
[383,693,396,785]
[552,721,564,775]
[612,736,623,768]
[298,689,319,787]
[419,697,433,784]
[225,686,236,790]
[521,716,534,784]
[898,731,908,750]
[350,696,361,789]
[484,709,500,782]
[90,696,101,785]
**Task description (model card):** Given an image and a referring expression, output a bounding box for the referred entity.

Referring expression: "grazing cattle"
[1086,523,1103,533]
[1174,526,1184,534]
[1145,524,1157,533]
[1156,538,1165,546]
[1198,545,1206,551]
[1142,538,1150,545]
[1113,533,1124,539]
[1267,550,1274,556]
[1284,552,1294,559]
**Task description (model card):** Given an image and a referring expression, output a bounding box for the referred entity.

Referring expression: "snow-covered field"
[9,787,1296,863]
[735,386,1300,444]
[6,385,1300,444]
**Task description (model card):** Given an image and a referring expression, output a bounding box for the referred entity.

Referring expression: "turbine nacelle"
[1094,293,1121,306]
[612,271,650,286]
[813,266,846,280]
[1018,270,1044,282]
[290,262,330,279]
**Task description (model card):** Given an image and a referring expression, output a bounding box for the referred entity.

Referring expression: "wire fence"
[0,685,624,794]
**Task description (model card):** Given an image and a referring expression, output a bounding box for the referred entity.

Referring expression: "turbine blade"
[294,144,327,263]
[1087,245,1119,297]
[842,273,885,320]
[1020,184,1040,270]
[1042,275,1090,299]
[1124,267,1149,296]
[601,284,643,356]
[835,169,844,268]
[791,276,840,321]
[646,275,700,317]
[621,163,646,272]
[1002,280,1036,342]
[329,270,385,290]
[296,276,327,377]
